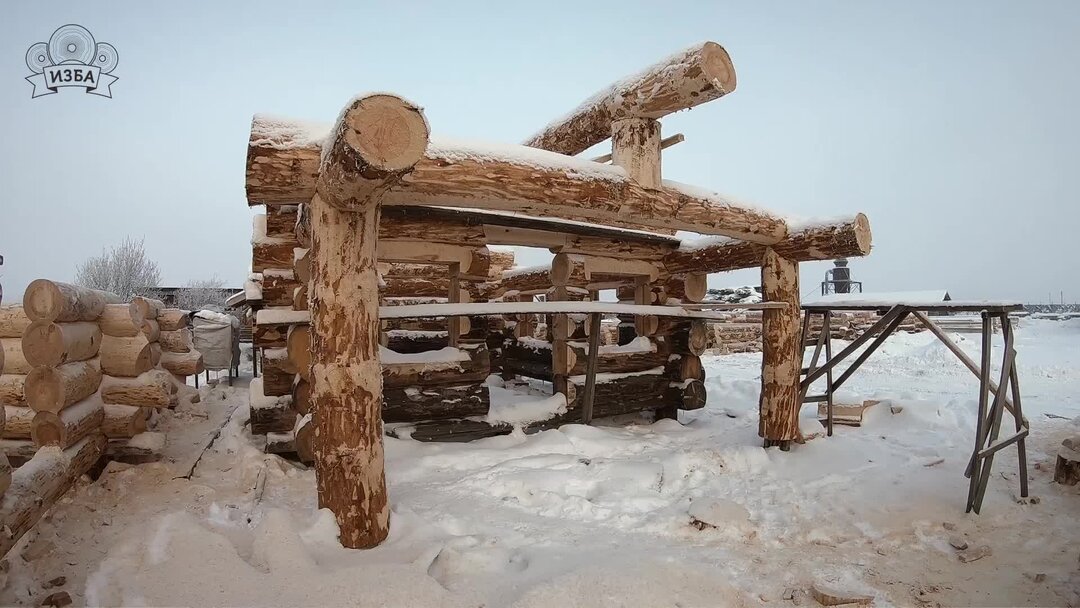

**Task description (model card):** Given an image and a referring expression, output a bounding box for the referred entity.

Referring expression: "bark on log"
[0,433,106,558]
[0,375,26,407]
[100,370,174,407]
[97,304,140,337]
[129,297,165,325]
[158,329,192,353]
[265,205,299,238]
[23,280,114,323]
[308,93,430,549]
[157,309,190,332]
[566,340,667,376]
[379,213,487,248]
[21,322,102,368]
[262,271,299,307]
[385,331,448,354]
[287,325,311,381]
[99,334,153,377]
[25,358,102,413]
[160,350,204,377]
[382,383,490,423]
[666,215,872,275]
[611,118,661,189]
[101,404,148,438]
[31,396,104,449]
[668,379,707,410]
[382,345,490,388]
[253,241,295,273]
[663,274,708,303]
[261,348,293,396]
[0,306,31,338]
[564,372,675,420]
[1,339,30,375]
[523,41,736,156]
[758,249,800,445]
[246,116,323,205]
[3,406,33,439]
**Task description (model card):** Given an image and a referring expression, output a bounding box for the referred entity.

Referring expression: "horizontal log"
[22,322,102,368]
[1,338,30,375]
[663,274,708,303]
[106,433,165,465]
[262,271,300,307]
[157,309,190,332]
[141,319,160,343]
[0,433,106,557]
[252,240,295,273]
[0,375,26,407]
[100,370,175,407]
[101,404,148,438]
[382,345,490,388]
[384,330,448,354]
[249,378,295,435]
[23,280,116,323]
[524,41,735,156]
[25,358,102,413]
[565,372,678,420]
[129,297,165,325]
[246,121,786,241]
[31,395,104,449]
[261,348,293,396]
[99,334,153,377]
[158,328,192,353]
[382,383,490,423]
[378,241,492,277]
[3,406,33,439]
[160,350,204,377]
[665,215,873,275]
[97,304,140,337]
[264,205,299,238]
[265,431,295,455]
[0,306,31,339]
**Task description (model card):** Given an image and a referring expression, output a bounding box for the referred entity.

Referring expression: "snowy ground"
[1,319,1078,607]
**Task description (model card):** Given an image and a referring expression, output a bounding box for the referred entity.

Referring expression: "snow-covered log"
[21,322,102,368]
[0,433,106,557]
[25,359,102,413]
[249,378,295,435]
[382,384,489,423]
[23,280,116,323]
[260,348,293,396]
[382,345,490,388]
[100,370,175,408]
[666,214,872,275]
[101,404,148,438]
[31,395,104,449]
[523,41,736,156]
[262,270,300,308]
[758,249,801,447]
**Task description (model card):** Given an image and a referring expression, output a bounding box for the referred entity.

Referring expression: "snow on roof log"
[523,42,736,156]
[247,113,787,242]
[668,214,872,275]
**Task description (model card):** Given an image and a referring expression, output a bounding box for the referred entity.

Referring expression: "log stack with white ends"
[1,307,34,448]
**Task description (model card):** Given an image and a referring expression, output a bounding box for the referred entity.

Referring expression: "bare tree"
[171,276,231,312]
[75,237,161,299]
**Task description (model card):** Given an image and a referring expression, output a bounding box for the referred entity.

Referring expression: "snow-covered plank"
[378,301,786,320]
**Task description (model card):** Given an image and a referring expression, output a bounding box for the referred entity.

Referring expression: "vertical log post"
[611,118,661,190]
[759,248,801,449]
[310,94,429,549]
[550,282,571,401]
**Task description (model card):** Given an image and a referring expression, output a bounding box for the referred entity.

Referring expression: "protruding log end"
[698,41,737,98]
[852,213,872,255]
[319,94,430,209]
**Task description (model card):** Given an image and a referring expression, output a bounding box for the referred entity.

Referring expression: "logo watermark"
[26,25,118,98]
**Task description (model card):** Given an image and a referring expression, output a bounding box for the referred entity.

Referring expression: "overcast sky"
[1,0,1077,303]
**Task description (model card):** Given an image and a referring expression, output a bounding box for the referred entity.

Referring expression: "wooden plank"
[581,312,602,424]
[379,301,786,320]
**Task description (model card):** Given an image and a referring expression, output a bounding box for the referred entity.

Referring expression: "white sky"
[1,0,1078,303]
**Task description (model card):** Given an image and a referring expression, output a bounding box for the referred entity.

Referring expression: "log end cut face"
[852,213,872,255]
[697,41,737,97]
[22,279,62,323]
[342,95,430,172]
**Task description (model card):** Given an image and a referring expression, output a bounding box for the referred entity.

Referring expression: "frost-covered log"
[22,322,102,368]
[758,249,800,447]
[99,334,153,377]
[0,433,106,557]
[666,215,872,275]
[0,306,31,338]
[382,345,490,388]
[382,384,489,423]
[100,370,175,408]
[23,280,116,323]
[25,359,102,413]
[159,350,204,377]
[524,41,736,156]
[31,395,104,449]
